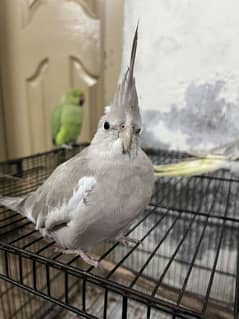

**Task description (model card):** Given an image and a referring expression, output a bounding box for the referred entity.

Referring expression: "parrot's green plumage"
[51,89,85,146]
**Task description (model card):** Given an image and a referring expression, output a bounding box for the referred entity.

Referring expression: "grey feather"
[112,26,140,125]
[0,195,26,213]
[0,27,154,259]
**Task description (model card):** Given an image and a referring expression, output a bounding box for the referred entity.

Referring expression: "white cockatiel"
[0,28,154,267]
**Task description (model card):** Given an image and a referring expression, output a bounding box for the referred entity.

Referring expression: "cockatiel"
[51,89,84,147]
[0,27,154,267]
[154,138,239,177]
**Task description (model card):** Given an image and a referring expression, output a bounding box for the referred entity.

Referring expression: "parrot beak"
[121,127,134,153]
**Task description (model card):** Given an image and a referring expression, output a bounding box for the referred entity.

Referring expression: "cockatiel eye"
[104,121,110,130]
[136,128,141,134]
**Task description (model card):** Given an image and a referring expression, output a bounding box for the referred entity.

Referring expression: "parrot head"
[92,26,141,156]
[63,89,85,106]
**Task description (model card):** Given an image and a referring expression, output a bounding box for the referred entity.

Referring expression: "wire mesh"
[0,145,237,319]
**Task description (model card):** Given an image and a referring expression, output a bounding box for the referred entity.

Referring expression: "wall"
[123,0,239,151]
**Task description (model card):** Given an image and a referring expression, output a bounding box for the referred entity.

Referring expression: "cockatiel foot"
[116,236,142,247]
[54,247,99,267]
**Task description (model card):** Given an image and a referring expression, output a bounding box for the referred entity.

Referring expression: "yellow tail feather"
[154,157,225,177]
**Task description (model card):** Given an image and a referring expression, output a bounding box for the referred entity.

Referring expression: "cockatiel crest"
[112,25,140,120]
[93,26,141,155]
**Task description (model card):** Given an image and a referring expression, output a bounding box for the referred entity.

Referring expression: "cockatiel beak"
[121,127,134,153]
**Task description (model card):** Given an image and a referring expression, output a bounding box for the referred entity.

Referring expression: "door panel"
[0,73,7,161]
[104,0,124,106]
[70,56,98,141]
[26,58,49,153]
[0,0,103,158]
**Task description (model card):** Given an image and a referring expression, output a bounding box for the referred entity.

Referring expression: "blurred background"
[1,0,239,159]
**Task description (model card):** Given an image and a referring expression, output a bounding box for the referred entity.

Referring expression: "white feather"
[44,176,96,231]
[26,208,35,223]
[104,105,111,114]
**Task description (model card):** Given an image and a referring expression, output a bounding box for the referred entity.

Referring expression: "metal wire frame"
[0,145,238,319]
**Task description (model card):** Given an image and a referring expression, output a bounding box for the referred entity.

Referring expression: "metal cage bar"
[0,146,237,319]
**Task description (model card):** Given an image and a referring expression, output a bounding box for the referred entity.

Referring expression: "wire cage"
[0,145,238,319]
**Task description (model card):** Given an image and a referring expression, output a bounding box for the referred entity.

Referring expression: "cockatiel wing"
[25,147,96,231]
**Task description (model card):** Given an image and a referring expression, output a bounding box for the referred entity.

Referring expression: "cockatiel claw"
[54,247,100,268]
[116,236,142,247]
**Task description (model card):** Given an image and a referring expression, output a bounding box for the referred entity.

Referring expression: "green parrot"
[51,89,85,147]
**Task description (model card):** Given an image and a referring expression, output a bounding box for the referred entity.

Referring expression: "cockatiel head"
[92,27,141,155]
[62,89,85,106]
